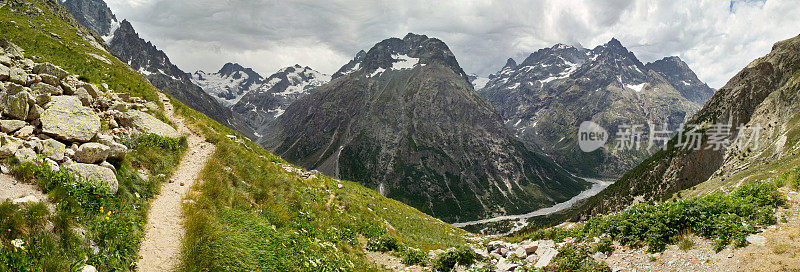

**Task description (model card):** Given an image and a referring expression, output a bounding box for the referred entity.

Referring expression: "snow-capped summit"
[191,63,264,107]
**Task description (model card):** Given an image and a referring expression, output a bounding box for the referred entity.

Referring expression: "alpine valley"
[3,0,800,271]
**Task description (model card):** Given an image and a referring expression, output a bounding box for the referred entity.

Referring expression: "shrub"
[431,246,477,272]
[366,234,400,252]
[401,248,428,266]
[678,238,694,251]
[545,244,611,272]
[593,236,614,254]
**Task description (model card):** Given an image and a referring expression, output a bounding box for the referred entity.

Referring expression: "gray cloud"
[106,0,798,88]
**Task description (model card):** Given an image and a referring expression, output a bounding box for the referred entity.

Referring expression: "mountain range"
[573,33,800,219]
[191,63,330,136]
[476,39,714,178]
[261,33,590,223]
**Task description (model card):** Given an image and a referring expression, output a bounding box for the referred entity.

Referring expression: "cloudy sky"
[105,0,799,88]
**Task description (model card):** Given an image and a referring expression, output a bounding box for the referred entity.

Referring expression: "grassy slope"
[2,1,469,271]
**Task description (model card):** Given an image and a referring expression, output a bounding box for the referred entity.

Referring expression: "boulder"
[0,134,22,158]
[66,163,118,194]
[32,63,68,79]
[746,234,767,246]
[13,125,34,140]
[40,96,100,142]
[0,120,27,133]
[26,104,43,121]
[98,134,127,159]
[74,143,110,164]
[80,265,97,272]
[39,139,66,161]
[495,258,519,271]
[4,90,31,120]
[79,84,100,98]
[118,110,180,138]
[524,254,539,264]
[14,147,36,163]
[74,87,92,106]
[31,82,62,96]
[521,240,539,255]
[9,67,30,86]
[0,63,9,81]
[512,246,527,259]
[533,248,558,268]
[39,74,60,87]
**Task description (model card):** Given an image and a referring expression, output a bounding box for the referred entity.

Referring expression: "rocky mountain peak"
[333,33,467,81]
[645,56,715,104]
[218,62,262,80]
[61,0,116,37]
[504,58,517,69]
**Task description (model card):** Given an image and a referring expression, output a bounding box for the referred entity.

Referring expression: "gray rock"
[80,265,97,272]
[0,63,9,81]
[100,161,116,172]
[40,139,66,161]
[533,248,558,268]
[98,134,127,159]
[41,96,100,142]
[9,67,30,86]
[524,254,539,264]
[39,74,60,87]
[74,87,92,106]
[14,147,36,163]
[4,90,31,120]
[13,126,34,140]
[27,104,43,121]
[118,110,180,138]
[74,143,110,164]
[67,163,118,194]
[0,120,27,133]
[0,134,22,158]
[80,84,100,98]
[495,258,518,271]
[32,63,68,79]
[31,82,62,96]
[12,195,39,205]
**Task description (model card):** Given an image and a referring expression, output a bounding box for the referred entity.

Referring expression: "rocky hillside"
[262,33,589,223]
[0,42,180,194]
[574,33,800,219]
[60,0,254,138]
[192,63,330,136]
[477,40,713,178]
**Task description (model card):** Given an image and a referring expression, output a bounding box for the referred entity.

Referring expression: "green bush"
[366,234,400,252]
[431,246,477,272]
[529,182,786,254]
[545,244,611,272]
[401,248,428,266]
[592,236,613,254]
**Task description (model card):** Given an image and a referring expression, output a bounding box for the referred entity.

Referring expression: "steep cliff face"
[263,33,588,223]
[477,40,711,178]
[574,34,800,219]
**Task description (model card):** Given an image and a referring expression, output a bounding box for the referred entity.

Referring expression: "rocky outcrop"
[0,39,179,195]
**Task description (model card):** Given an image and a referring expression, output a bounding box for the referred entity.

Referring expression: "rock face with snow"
[191,63,264,107]
[477,39,713,178]
[60,0,254,139]
[262,33,588,223]
[191,63,330,135]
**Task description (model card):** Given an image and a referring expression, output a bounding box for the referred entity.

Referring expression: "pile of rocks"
[0,39,179,193]
[484,239,559,271]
